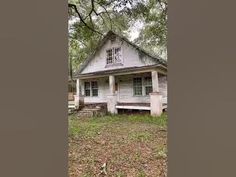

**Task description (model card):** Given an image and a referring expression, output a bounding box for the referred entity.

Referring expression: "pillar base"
[74,95,84,109]
[107,95,117,114]
[74,95,79,108]
[150,92,163,116]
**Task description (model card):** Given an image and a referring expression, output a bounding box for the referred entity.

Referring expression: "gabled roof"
[77,30,167,74]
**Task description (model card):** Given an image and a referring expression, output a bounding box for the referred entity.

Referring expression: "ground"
[69,113,167,177]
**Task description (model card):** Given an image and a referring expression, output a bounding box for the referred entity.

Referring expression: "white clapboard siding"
[117,74,150,103]
[81,37,157,74]
[82,77,109,103]
[159,75,167,98]
[81,73,167,104]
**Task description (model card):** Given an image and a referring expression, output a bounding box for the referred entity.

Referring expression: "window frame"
[106,47,122,65]
[133,77,143,96]
[91,81,98,97]
[106,49,113,64]
[133,76,153,96]
[84,81,99,97]
[84,81,91,97]
[144,76,153,96]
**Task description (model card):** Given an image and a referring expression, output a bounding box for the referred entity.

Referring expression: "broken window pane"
[114,47,121,63]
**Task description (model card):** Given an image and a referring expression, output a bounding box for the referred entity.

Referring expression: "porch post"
[109,75,115,95]
[150,70,163,116]
[152,70,159,92]
[107,75,117,114]
[74,78,80,108]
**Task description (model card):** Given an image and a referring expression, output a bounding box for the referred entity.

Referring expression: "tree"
[68,0,167,78]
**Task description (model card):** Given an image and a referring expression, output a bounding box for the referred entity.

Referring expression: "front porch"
[75,65,167,116]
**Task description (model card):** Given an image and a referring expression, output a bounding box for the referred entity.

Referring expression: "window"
[144,77,153,95]
[84,81,98,97]
[106,49,113,64]
[91,81,98,96]
[133,77,153,96]
[114,47,121,63]
[84,82,90,96]
[133,77,142,96]
[106,47,122,65]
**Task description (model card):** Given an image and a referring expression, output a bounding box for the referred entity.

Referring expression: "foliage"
[68,0,167,74]
[133,0,167,58]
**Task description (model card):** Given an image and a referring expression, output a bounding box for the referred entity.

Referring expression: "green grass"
[69,113,167,137]
[68,113,167,177]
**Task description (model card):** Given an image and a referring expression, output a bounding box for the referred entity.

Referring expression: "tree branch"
[68,3,103,36]
[94,1,113,30]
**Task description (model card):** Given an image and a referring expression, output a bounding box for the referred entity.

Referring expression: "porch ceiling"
[76,64,167,79]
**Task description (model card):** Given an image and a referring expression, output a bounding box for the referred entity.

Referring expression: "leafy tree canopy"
[68,0,167,77]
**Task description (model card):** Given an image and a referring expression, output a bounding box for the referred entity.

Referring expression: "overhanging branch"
[68,3,103,36]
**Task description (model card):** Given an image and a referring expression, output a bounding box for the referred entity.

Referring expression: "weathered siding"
[81,77,109,103]
[159,74,167,104]
[81,73,167,104]
[81,37,157,74]
[117,74,150,103]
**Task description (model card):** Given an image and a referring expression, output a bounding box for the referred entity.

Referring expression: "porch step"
[77,110,94,117]
[77,107,106,118]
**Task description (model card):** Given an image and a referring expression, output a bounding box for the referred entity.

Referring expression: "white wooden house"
[74,31,167,116]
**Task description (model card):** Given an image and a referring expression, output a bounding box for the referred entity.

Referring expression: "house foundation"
[150,92,163,116]
[107,95,118,114]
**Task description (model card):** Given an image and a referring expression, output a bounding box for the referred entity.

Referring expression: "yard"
[69,113,167,177]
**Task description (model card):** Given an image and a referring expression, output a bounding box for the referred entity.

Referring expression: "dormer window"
[106,47,122,65]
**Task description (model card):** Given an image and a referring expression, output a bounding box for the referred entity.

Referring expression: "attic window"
[106,49,113,64]
[106,47,122,65]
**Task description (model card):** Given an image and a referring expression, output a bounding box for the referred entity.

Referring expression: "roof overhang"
[75,64,167,79]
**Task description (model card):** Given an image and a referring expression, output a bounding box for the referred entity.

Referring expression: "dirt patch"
[69,114,167,177]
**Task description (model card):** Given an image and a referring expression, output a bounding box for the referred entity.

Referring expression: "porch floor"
[116,103,151,110]
[116,102,167,111]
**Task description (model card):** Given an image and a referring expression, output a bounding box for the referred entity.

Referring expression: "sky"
[129,20,144,41]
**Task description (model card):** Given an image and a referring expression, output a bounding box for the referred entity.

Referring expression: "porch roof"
[75,64,167,79]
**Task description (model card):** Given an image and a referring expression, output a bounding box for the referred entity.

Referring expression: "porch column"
[107,75,117,114]
[109,75,115,95]
[74,78,80,108]
[150,70,163,116]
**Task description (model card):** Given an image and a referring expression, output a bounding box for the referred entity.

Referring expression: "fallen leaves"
[69,114,167,177]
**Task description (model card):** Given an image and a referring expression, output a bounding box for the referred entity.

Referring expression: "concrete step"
[77,109,106,118]
[78,111,94,117]
[82,108,100,111]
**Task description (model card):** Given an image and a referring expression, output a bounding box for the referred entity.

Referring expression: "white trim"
[115,105,151,110]
[78,67,166,79]
[105,46,123,66]
[84,80,99,97]
[132,76,152,97]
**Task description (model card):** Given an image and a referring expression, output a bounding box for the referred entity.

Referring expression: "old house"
[74,31,167,116]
